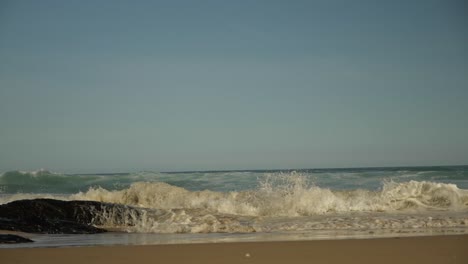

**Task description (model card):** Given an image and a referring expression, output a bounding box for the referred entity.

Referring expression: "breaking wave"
[2,171,468,234]
[70,174,468,216]
[68,175,468,233]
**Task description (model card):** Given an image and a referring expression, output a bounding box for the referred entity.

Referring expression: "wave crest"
[2,172,468,234]
[381,180,468,209]
[71,174,468,217]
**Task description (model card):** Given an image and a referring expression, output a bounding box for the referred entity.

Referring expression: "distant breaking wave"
[0,170,143,194]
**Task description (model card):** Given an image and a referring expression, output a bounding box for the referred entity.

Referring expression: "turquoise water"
[2,166,468,194]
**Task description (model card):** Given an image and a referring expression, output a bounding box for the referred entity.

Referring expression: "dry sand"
[1,235,467,264]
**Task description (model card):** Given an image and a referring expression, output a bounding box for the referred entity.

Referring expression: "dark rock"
[0,199,142,234]
[0,234,34,244]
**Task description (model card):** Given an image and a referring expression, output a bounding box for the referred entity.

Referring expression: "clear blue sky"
[1,0,467,172]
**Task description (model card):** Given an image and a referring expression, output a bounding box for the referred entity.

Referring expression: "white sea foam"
[2,172,468,234]
[55,175,468,233]
[70,174,468,217]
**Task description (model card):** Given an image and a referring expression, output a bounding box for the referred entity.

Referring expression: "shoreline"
[2,227,468,249]
[1,234,467,264]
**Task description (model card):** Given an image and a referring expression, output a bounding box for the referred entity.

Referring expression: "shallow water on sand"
[3,226,468,249]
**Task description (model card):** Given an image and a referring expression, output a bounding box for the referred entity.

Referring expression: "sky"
[0,0,467,172]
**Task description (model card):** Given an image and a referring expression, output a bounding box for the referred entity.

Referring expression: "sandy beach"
[1,234,467,264]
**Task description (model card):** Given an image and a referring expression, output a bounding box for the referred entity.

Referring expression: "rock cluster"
[0,199,111,234]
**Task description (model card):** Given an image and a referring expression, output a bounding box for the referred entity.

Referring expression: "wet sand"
[1,234,467,264]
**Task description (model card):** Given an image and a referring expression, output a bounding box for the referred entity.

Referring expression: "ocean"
[1,166,468,248]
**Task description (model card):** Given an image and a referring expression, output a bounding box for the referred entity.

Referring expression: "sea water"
[1,166,468,247]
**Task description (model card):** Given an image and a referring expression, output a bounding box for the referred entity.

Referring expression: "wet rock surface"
[0,199,134,234]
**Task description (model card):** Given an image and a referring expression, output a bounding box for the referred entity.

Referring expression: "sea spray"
[70,174,468,217]
[1,168,468,234]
